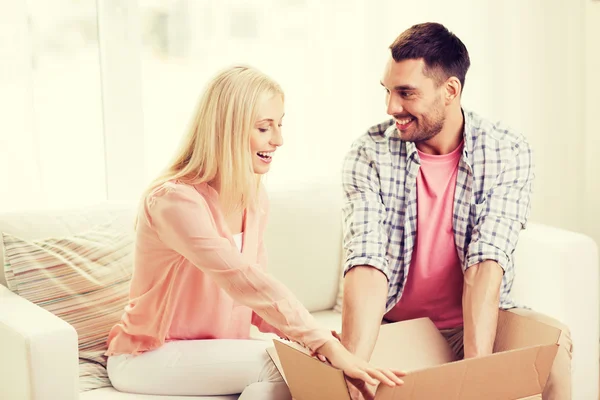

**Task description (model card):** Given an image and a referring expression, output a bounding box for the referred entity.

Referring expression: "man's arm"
[462,260,503,358]
[340,134,392,400]
[340,137,390,358]
[463,137,534,358]
[341,266,388,360]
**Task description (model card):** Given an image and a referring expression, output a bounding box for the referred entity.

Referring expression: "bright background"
[1,0,599,265]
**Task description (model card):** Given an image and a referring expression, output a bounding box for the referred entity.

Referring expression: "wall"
[2,0,594,233]
[585,0,600,249]
[359,0,588,234]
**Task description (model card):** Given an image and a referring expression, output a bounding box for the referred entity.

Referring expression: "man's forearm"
[462,260,504,358]
[341,266,388,361]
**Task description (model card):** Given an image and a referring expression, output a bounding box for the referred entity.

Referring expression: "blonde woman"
[105,66,404,399]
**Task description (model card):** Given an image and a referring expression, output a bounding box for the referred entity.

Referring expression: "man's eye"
[400,91,414,98]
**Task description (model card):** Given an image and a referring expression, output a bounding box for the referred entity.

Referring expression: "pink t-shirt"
[385,143,464,329]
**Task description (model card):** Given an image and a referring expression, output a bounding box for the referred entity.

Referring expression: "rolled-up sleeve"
[466,141,534,272]
[146,183,331,351]
[342,141,390,279]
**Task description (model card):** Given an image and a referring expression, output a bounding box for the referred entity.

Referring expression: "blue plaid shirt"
[342,110,534,311]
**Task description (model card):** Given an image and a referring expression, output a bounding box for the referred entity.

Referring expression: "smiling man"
[340,22,572,400]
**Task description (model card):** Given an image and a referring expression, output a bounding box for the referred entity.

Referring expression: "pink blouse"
[106,181,332,356]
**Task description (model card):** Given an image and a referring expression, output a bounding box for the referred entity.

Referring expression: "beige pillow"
[2,228,133,392]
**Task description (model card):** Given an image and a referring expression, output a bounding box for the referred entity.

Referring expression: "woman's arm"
[146,183,405,388]
[146,182,331,352]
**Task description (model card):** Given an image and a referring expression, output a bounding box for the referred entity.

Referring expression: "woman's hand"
[346,378,376,400]
[315,338,406,389]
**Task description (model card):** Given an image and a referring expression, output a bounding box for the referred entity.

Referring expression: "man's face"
[381,57,447,142]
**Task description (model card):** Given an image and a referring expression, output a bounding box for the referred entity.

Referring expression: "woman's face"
[249,94,284,175]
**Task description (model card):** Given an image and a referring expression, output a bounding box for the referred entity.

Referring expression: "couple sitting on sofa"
[105,23,572,400]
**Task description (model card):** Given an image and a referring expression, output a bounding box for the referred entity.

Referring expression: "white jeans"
[107,339,291,400]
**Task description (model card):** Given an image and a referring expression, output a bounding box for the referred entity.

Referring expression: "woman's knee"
[107,355,136,393]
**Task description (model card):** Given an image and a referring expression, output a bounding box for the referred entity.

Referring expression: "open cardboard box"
[267,310,560,400]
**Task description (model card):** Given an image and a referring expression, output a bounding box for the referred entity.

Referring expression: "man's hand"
[332,266,405,399]
[340,266,390,398]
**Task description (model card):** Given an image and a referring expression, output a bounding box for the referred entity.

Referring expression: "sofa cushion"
[2,227,133,392]
[264,186,345,312]
[79,387,238,400]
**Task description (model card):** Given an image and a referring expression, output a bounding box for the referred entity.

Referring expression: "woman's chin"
[252,164,271,175]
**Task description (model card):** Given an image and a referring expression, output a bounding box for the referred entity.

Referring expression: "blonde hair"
[144,65,284,213]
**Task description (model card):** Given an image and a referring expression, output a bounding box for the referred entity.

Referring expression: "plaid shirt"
[342,110,534,311]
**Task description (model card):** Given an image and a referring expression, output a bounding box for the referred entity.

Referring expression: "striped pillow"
[2,228,133,392]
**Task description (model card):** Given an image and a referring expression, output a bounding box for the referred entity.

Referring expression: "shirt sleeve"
[251,192,286,338]
[146,182,331,351]
[341,141,390,279]
[466,140,535,272]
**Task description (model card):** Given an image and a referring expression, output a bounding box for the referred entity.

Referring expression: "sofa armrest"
[511,222,599,400]
[0,284,79,400]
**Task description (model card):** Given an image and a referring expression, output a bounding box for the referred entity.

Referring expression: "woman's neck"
[208,176,221,194]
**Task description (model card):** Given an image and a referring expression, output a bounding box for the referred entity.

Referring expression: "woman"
[106,66,404,399]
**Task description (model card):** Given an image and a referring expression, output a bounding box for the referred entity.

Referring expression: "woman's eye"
[258,128,269,133]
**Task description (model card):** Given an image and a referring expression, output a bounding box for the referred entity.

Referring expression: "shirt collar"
[384,108,475,164]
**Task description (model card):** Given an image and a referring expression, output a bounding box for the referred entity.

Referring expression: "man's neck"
[416,107,464,155]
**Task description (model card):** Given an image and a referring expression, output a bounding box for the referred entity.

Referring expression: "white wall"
[2,0,594,235]
[1,1,596,250]
[357,0,588,235]
[585,0,600,249]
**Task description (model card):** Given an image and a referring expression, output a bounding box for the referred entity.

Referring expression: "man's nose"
[386,94,403,116]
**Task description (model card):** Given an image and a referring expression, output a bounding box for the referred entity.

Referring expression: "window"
[0,0,106,211]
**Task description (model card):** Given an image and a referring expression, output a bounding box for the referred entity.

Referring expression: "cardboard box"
[268,310,559,400]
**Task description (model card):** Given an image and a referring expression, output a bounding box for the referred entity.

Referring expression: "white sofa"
[0,184,598,400]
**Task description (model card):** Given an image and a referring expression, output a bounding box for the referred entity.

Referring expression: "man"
[340,22,572,400]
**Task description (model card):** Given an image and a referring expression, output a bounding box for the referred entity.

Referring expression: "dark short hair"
[389,22,470,90]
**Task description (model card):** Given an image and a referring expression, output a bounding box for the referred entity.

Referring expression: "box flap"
[495,310,561,352]
[273,339,349,400]
[266,347,288,384]
[374,343,558,400]
[371,318,457,370]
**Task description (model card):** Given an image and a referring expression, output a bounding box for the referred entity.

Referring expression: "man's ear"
[444,77,461,105]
